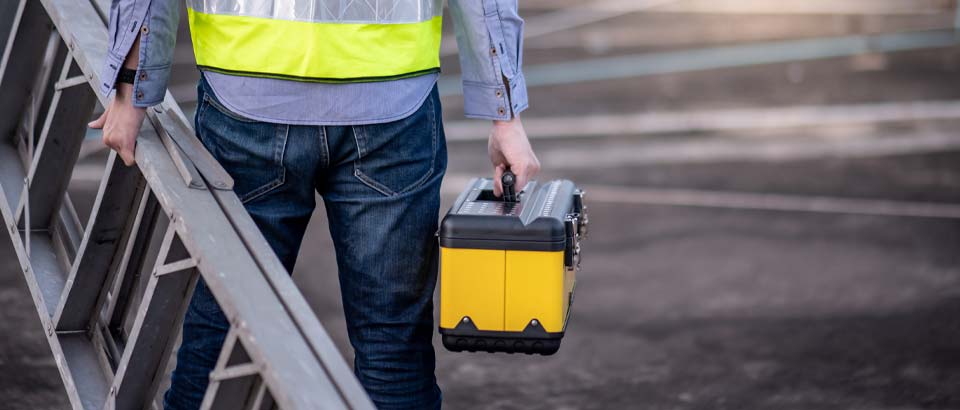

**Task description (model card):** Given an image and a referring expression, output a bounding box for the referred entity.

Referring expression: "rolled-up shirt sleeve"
[99,0,178,107]
[448,0,529,120]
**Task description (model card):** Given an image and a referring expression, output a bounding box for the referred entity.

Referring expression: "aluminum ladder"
[0,0,376,409]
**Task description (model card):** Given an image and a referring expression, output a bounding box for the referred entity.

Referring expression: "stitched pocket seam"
[240,124,288,204]
[351,96,438,197]
[199,94,287,204]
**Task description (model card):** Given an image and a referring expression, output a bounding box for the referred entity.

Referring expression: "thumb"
[88,110,107,129]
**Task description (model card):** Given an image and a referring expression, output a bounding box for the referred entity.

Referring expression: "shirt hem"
[203,73,438,126]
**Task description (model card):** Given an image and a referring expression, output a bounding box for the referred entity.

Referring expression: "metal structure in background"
[0,0,375,409]
[440,0,960,95]
[956,0,960,30]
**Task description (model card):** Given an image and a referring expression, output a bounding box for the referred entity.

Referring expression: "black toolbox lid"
[439,178,578,251]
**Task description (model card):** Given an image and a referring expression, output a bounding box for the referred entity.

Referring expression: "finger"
[521,160,542,191]
[122,137,138,166]
[88,111,107,129]
[526,161,541,181]
[513,165,528,196]
[119,146,136,166]
[492,164,505,197]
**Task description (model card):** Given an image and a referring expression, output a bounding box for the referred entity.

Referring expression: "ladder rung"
[210,363,263,382]
[55,73,89,90]
[154,256,198,277]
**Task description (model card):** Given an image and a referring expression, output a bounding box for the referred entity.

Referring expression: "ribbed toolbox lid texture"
[439,178,577,251]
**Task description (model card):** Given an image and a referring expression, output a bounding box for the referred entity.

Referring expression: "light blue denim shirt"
[201,72,440,125]
[99,0,529,124]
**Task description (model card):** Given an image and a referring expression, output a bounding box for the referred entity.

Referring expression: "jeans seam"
[399,93,438,194]
[319,126,330,168]
[353,168,396,197]
[352,125,367,158]
[239,124,288,204]
[351,124,398,196]
[399,94,439,194]
[196,96,209,141]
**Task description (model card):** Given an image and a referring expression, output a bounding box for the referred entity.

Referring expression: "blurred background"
[5,1,960,408]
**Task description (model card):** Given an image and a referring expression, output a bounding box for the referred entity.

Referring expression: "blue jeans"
[163,76,446,410]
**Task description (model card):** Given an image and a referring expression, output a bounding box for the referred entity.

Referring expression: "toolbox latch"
[564,189,588,271]
[573,189,589,238]
[564,216,580,271]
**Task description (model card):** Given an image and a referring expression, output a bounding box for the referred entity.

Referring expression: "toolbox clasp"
[564,189,588,271]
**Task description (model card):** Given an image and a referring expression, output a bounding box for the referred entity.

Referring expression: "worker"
[88,0,539,408]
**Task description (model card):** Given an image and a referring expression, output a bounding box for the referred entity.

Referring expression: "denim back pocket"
[351,92,440,197]
[197,93,288,204]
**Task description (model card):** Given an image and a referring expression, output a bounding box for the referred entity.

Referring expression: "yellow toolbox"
[438,172,588,355]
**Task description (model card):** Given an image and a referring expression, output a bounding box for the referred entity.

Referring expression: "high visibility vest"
[186,0,443,83]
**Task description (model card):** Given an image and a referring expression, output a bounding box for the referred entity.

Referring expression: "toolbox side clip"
[564,189,589,271]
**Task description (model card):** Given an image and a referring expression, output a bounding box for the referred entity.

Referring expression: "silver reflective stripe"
[187,0,442,24]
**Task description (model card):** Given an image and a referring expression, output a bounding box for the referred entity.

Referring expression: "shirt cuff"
[98,50,125,96]
[462,72,529,121]
[98,50,170,108]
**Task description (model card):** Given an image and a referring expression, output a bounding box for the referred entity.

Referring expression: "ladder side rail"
[0,1,22,53]
[77,0,373,406]
[0,0,375,408]
[44,0,358,407]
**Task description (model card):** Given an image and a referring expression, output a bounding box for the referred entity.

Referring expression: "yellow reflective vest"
[187,0,443,83]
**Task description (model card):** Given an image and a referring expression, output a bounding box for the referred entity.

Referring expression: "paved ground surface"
[4,2,960,409]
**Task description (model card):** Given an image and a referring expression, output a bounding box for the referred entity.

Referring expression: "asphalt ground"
[3,4,960,410]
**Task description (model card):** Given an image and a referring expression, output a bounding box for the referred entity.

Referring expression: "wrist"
[114,82,134,101]
[114,84,146,113]
[492,115,521,129]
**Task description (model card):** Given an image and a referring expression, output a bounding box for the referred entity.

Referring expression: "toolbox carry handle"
[502,170,519,202]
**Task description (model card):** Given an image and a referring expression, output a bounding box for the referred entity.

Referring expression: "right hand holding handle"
[488,116,540,198]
